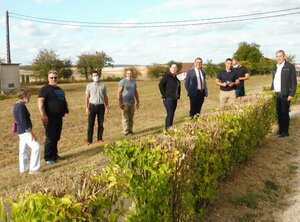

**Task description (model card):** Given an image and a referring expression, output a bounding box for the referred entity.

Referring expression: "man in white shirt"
[185,58,208,117]
[271,50,297,138]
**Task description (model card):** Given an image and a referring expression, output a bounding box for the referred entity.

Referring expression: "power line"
[9,7,300,25]
[9,11,300,28]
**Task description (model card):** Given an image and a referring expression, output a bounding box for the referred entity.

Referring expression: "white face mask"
[92,76,99,82]
[233,64,239,68]
[24,98,29,103]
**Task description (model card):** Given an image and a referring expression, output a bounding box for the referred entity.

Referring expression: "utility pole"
[6,10,11,64]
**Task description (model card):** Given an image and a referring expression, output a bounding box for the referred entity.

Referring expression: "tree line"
[19,42,296,81]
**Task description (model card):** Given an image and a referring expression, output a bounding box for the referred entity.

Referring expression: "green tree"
[77,51,114,79]
[32,49,70,80]
[233,42,263,62]
[166,60,182,73]
[60,58,73,79]
[203,59,220,78]
[147,64,168,79]
[123,66,142,79]
[0,58,5,64]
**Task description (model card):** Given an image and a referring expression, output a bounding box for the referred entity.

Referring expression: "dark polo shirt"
[217,69,239,91]
[233,66,249,88]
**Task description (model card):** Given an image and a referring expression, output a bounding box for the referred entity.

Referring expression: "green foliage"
[264,180,279,191]
[32,49,73,81]
[166,60,183,73]
[232,42,277,74]
[147,64,168,79]
[1,93,278,221]
[77,51,114,80]
[229,191,259,209]
[123,66,142,79]
[233,42,263,63]
[204,59,220,78]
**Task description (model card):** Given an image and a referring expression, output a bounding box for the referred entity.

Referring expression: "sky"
[0,0,299,65]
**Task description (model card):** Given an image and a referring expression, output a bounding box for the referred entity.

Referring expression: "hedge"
[1,93,277,221]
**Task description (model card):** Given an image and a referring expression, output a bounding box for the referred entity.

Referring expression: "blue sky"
[0,0,299,65]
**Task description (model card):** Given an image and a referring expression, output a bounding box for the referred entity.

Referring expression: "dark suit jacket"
[185,68,208,97]
[271,61,297,97]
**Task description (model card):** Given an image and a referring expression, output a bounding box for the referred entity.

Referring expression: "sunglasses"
[49,77,58,79]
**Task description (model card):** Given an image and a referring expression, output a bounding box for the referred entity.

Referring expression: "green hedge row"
[1,93,277,221]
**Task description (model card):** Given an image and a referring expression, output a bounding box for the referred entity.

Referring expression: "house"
[0,63,20,94]
[177,63,194,80]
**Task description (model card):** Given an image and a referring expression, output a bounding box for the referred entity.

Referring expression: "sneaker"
[29,170,41,175]
[86,142,92,146]
[98,140,104,144]
[46,160,55,165]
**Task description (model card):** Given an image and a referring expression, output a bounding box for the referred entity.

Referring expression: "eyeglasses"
[49,77,58,79]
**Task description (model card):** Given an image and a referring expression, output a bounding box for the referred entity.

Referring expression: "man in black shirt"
[38,70,69,164]
[216,58,240,106]
[233,58,250,97]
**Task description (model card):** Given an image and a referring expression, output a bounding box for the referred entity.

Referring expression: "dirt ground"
[202,105,300,222]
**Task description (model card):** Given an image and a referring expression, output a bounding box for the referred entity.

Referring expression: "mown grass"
[0,75,271,198]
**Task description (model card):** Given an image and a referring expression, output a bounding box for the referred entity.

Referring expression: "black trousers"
[189,90,205,117]
[236,86,245,97]
[44,115,63,161]
[163,99,177,129]
[276,93,291,134]
[87,104,105,142]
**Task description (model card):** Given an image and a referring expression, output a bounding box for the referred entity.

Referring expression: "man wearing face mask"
[232,58,250,97]
[85,70,109,145]
[117,69,140,135]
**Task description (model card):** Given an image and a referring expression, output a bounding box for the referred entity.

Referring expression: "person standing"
[38,70,69,165]
[14,89,41,174]
[232,58,250,97]
[117,69,140,135]
[85,70,109,145]
[271,50,297,138]
[159,64,181,129]
[185,57,208,117]
[215,58,240,106]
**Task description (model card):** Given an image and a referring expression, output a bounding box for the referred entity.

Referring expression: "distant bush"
[147,64,168,79]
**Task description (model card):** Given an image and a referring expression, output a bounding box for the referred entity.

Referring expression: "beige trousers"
[219,90,236,106]
[121,103,135,134]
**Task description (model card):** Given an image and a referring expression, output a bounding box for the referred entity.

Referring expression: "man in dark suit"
[271,50,297,138]
[185,57,208,117]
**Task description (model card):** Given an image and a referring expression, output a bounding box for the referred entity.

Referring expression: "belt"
[90,103,104,106]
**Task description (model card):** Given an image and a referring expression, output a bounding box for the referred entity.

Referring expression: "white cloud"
[12,21,49,36]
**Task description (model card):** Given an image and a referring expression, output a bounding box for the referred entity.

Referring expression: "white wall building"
[0,63,20,94]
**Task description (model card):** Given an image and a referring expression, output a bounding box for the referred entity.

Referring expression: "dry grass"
[0,75,271,199]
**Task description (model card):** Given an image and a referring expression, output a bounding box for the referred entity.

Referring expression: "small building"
[0,63,20,94]
[177,63,194,80]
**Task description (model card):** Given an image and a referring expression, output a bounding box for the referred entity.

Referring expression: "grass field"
[0,75,271,198]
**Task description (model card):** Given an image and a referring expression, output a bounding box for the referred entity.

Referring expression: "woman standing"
[158,64,181,130]
[13,89,41,174]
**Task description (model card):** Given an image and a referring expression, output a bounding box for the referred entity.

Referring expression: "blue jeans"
[163,99,177,129]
